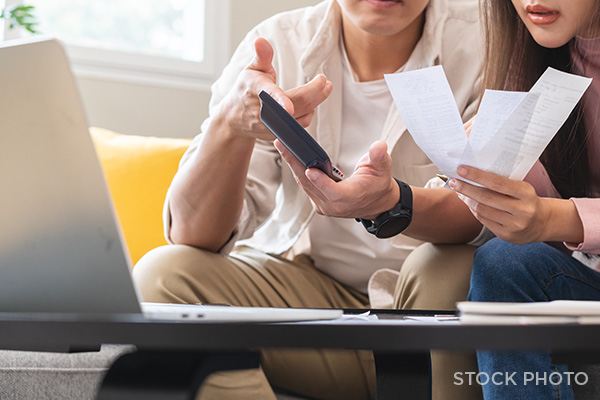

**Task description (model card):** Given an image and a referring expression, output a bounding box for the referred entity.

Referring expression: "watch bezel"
[372,207,412,238]
[356,178,413,239]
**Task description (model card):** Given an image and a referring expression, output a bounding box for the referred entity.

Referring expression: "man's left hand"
[274,140,399,220]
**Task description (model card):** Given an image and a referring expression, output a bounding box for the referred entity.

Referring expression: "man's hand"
[168,37,333,250]
[274,140,400,220]
[216,37,333,142]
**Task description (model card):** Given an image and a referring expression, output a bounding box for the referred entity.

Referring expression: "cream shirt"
[164,0,483,292]
[308,40,423,291]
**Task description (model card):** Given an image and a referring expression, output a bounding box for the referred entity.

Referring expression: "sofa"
[89,127,192,267]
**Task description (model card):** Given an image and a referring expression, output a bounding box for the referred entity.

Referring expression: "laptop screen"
[0,37,142,315]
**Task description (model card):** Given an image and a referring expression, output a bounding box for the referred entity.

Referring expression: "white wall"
[77,0,321,139]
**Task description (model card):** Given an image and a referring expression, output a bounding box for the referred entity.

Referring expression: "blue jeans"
[468,238,600,400]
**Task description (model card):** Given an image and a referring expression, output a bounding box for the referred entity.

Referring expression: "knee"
[468,239,547,302]
[400,243,476,281]
[395,243,476,310]
[132,244,216,303]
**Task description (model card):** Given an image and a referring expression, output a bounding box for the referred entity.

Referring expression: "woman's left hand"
[449,165,550,244]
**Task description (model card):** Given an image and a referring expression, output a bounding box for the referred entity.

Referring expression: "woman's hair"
[479,0,596,198]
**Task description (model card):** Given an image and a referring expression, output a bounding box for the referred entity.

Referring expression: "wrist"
[382,178,402,215]
[362,178,400,221]
[208,111,256,147]
[356,178,413,239]
[544,198,584,244]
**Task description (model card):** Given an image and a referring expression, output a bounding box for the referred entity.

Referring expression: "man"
[134,0,483,398]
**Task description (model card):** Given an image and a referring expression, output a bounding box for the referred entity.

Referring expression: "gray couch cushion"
[0,345,310,400]
[0,345,135,400]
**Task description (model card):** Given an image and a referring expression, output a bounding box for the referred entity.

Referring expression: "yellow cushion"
[90,127,191,266]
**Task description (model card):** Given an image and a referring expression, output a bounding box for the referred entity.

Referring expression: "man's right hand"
[217,37,333,142]
[168,37,332,251]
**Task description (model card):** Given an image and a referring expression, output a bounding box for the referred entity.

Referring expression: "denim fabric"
[468,238,600,400]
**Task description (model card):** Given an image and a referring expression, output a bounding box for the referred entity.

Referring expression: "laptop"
[0,37,342,322]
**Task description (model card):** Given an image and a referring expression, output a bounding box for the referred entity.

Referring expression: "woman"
[450,0,600,398]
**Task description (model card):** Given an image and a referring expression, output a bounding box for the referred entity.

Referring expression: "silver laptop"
[0,37,342,322]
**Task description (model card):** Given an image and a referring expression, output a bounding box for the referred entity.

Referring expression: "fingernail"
[307,168,319,181]
[457,166,468,177]
[448,179,456,189]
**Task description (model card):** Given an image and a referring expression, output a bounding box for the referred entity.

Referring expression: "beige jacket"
[165,0,482,266]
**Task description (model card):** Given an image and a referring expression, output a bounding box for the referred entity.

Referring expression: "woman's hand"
[449,165,581,245]
[274,140,399,220]
[464,116,475,137]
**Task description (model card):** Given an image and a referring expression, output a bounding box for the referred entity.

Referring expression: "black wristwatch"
[356,178,412,239]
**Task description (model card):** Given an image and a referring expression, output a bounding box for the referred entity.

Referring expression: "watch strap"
[394,179,412,214]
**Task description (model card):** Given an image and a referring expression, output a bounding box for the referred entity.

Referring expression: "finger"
[456,165,524,197]
[451,177,541,238]
[457,194,508,236]
[308,197,325,215]
[472,213,506,238]
[464,116,475,138]
[247,38,294,114]
[274,140,326,197]
[294,109,315,128]
[286,74,333,117]
[457,192,479,212]
[273,139,304,173]
[467,200,513,227]
[450,178,510,210]
[306,167,338,195]
[261,85,295,116]
[248,37,274,73]
[364,141,391,173]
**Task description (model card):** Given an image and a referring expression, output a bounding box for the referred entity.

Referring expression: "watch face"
[376,215,411,239]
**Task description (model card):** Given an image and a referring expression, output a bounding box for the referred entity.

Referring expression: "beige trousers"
[394,243,482,400]
[133,243,481,400]
[133,245,373,400]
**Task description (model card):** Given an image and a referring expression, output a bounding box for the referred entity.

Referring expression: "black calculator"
[259,90,344,182]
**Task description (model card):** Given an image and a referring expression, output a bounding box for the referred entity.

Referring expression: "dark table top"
[0,311,598,355]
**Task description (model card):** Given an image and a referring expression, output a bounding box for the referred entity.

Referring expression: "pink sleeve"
[525,162,600,254]
[565,198,600,254]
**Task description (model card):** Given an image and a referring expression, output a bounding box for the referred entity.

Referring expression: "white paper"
[468,91,541,179]
[385,66,592,183]
[384,65,466,178]
[458,300,600,325]
[461,90,527,160]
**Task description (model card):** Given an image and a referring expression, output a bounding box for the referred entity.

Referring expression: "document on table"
[384,66,592,182]
[457,300,600,325]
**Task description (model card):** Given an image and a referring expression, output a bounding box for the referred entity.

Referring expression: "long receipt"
[384,66,592,182]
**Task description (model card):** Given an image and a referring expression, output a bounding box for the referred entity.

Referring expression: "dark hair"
[479,0,595,198]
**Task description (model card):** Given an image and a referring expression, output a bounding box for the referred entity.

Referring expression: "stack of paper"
[384,66,592,183]
[457,300,600,325]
